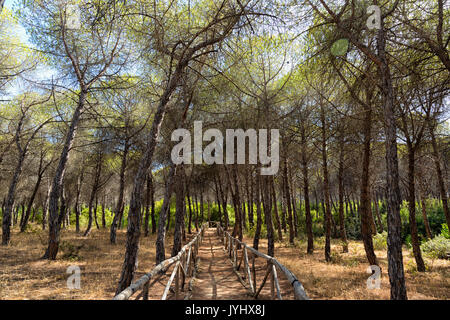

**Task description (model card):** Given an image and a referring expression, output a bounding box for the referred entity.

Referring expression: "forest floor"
[0,225,448,300]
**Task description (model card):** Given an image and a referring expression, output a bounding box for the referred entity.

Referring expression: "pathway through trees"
[191,228,251,300]
[114,224,308,300]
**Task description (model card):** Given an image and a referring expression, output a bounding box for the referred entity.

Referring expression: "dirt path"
[190,228,251,300]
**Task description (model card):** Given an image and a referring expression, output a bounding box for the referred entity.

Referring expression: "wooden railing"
[212,222,309,300]
[113,224,207,300]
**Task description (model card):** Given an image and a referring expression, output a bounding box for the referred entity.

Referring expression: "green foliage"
[440,223,449,239]
[399,199,447,244]
[373,231,388,250]
[59,240,84,261]
[344,214,361,240]
[420,235,450,260]
[246,221,268,240]
[330,39,349,56]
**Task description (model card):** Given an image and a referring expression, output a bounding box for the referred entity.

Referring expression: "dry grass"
[0,225,448,300]
[0,225,177,300]
[242,234,450,300]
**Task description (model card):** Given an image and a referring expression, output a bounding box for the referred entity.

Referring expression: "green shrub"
[59,240,84,261]
[345,214,361,240]
[420,235,450,259]
[404,234,412,249]
[440,223,449,239]
[373,231,387,250]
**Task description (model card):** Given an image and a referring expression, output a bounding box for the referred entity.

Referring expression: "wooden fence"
[212,222,309,300]
[113,224,206,300]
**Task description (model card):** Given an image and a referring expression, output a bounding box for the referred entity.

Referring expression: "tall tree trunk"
[217,173,229,230]
[45,89,86,259]
[428,123,450,228]
[261,176,275,256]
[199,191,205,226]
[101,197,106,228]
[360,102,378,266]
[74,169,84,233]
[194,194,199,232]
[144,172,152,237]
[42,183,51,230]
[320,104,332,262]
[374,191,383,232]
[187,188,193,234]
[213,176,223,225]
[172,166,185,256]
[283,154,295,245]
[279,180,287,233]
[21,155,45,232]
[84,153,102,237]
[288,165,299,238]
[406,145,426,272]
[228,166,243,242]
[150,173,156,234]
[338,134,348,252]
[93,195,100,230]
[110,140,129,244]
[271,176,283,241]
[418,189,432,239]
[155,165,176,264]
[246,168,254,227]
[253,173,262,250]
[301,125,314,254]
[377,24,407,299]
[2,152,26,245]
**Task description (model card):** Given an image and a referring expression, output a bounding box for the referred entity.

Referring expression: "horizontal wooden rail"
[212,222,309,300]
[113,224,207,300]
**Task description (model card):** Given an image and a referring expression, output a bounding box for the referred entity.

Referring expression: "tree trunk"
[261,176,275,256]
[283,154,295,245]
[42,183,51,230]
[102,197,106,228]
[144,172,151,237]
[360,102,378,266]
[428,123,450,228]
[213,176,222,225]
[279,180,287,233]
[253,173,262,250]
[374,191,383,233]
[271,176,283,241]
[172,167,185,256]
[406,145,426,272]
[288,165,299,238]
[246,168,254,227]
[187,188,193,234]
[150,173,156,234]
[84,153,102,237]
[320,104,332,262]
[110,140,129,244]
[377,24,407,299]
[418,191,432,239]
[21,160,44,232]
[155,165,176,264]
[301,125,314,254]
[217,173,229,230]
[338,134,348,252]
[45,89,86,259]
[2,152,26,245]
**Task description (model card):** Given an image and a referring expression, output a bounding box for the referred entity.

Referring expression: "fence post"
[175,264,180,300]
[270,263,275,299]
